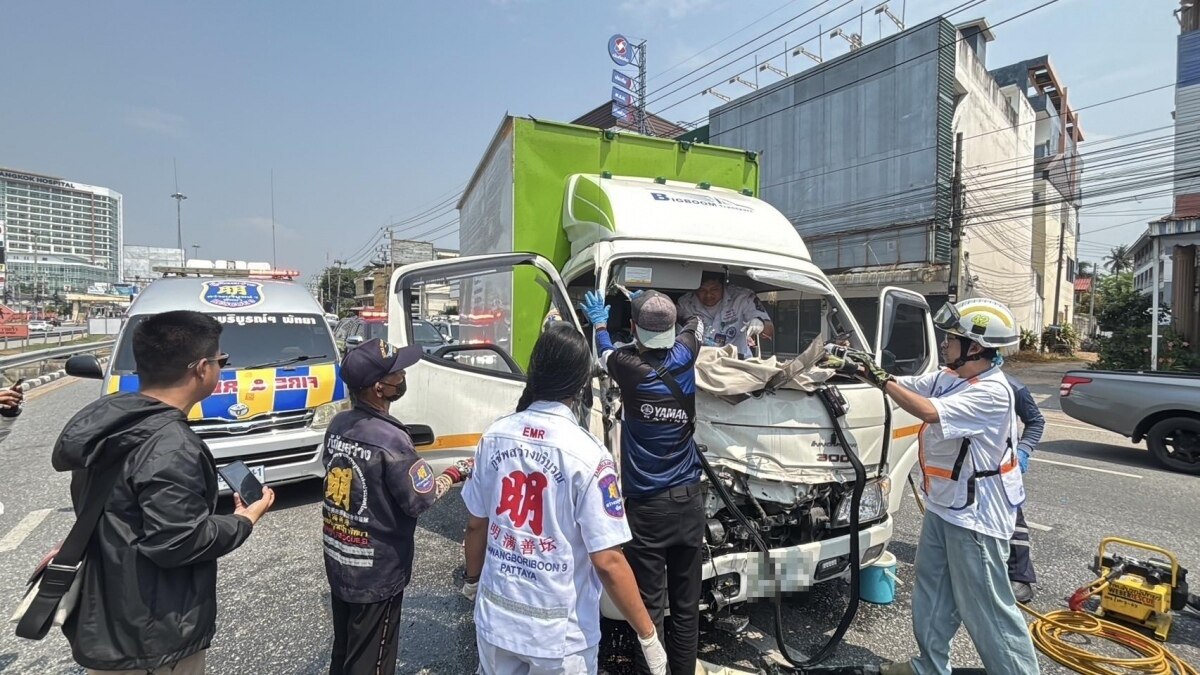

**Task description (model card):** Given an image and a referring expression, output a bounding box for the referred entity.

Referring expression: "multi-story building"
[991,56,1084,328]
[122,245,185,287]
[0,168,122,298]
[1131,229,1172,306]
[702,16,1078,334]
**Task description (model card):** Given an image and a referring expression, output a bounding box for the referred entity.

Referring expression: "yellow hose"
[1018,601,1198,675]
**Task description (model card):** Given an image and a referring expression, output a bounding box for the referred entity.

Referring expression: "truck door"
[875,286,937,514]
[387,253,585,473]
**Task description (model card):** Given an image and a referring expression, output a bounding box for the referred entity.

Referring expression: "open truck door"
[387,253,586,473]
[875,286,938,514]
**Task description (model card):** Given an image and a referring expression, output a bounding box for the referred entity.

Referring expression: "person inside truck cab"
[675,272,773,358]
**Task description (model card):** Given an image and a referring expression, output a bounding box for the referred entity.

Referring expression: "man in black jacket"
[52,310,275,674]
[322,338,471,675]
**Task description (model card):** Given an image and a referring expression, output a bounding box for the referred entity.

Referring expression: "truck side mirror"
[408,424,436,447]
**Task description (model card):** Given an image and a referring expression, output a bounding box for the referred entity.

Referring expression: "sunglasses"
[188,352,230,369]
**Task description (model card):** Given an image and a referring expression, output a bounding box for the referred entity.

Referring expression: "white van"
[67,275,349,486]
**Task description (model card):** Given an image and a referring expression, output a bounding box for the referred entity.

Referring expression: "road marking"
[1025,520,1054,532]
[1029,457,1142,479]
[0,509,53,552]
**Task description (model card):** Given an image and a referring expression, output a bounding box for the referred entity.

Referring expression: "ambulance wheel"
[1146,417,1200,475]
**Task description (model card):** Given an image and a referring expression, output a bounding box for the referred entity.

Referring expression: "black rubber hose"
[697,383,866,672]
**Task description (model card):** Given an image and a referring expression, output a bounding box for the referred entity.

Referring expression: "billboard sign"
[612,70,634,90]
[612,102,634,123]
[609,34,633,66]
[612,87,634,107]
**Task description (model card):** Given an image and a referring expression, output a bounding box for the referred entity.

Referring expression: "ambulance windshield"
[112,313,338,375]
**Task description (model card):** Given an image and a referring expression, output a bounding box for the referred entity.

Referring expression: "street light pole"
[171,158,187,252]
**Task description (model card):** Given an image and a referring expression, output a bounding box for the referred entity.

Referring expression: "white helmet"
[933,298,1019,349]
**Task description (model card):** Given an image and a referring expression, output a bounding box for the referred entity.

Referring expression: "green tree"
[316,265,362,317]
[1092,273,1200,371]
[1077,261,1093,278]
[1103,245,1132,274]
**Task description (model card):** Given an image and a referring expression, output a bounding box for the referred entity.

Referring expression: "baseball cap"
[340,338,423,390]
[631,290,677,349]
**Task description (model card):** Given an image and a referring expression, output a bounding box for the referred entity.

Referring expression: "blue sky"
[0,0,1178,278]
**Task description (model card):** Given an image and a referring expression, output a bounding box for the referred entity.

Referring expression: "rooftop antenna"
[170,158,187,252]
[875,3,905,31]
[702,87,732,102]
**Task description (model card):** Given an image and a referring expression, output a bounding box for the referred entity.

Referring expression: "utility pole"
[323,253,330,312]
[636,40,649,136]
[270,169,278,269]
[1088,268,1098,337]
[334,258,346,316]
[947,132,964,303]
[171,158,187,252]
[1051,87,1074,329]
[191,244,201,260]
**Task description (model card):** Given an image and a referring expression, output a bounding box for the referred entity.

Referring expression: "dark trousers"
[624,483,705,675]
[329,592,405,675]
[1007,507,1036,584]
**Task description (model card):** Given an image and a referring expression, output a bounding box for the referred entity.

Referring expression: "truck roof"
[128,277,322,316]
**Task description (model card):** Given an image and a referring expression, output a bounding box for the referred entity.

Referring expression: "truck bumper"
[706,518,893,604]
[206,428,327,487]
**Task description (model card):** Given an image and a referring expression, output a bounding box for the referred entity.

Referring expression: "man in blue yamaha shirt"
[581,289,703,675]
[322,338,472,675]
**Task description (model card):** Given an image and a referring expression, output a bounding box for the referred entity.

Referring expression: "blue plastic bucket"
[860,550,899,605]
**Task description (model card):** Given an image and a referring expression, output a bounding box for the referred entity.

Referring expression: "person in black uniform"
[581,289,703,675]
[1005,372,1045,603]
[322,338,472,675]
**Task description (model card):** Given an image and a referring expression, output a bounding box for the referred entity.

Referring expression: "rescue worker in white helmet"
[850,298,1039,675]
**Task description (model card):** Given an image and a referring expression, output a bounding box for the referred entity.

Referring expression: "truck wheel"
[1146,417,1200,475]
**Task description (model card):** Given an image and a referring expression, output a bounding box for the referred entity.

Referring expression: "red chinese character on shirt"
[489,523,501,540]
[495,470,548,536]
[539,538,557,553]
[503,534,517,551]
[521,538,536,555]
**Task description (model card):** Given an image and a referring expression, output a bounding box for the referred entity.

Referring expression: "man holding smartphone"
[52,310,276,674]
[322,338,472,675]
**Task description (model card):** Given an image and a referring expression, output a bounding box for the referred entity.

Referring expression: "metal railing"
[0,326,89,351]
[0,338,115,371]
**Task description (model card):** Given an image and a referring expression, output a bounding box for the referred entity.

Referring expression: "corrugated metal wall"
[709,18,952,269]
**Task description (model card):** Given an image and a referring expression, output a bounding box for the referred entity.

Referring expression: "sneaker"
[1012,581,1035,603]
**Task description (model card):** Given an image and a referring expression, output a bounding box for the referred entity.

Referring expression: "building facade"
[1131,230,1173,306]
[0,168,122,298]
[122,245,185,286]
[706,16,1081,334]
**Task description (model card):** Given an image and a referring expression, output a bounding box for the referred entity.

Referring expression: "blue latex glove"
[581,291,610,326]
[628,290,644,301]
[1017,448,1031,474]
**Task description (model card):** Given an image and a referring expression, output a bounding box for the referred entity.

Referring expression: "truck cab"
[387,117,938,617]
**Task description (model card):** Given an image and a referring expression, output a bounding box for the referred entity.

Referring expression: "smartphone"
[216,460,264,504]
[11,378,24,389]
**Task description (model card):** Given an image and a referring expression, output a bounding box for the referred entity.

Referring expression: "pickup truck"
[1059,370,1200,474]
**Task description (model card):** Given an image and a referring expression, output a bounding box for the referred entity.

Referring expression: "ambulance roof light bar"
[153,265,302,280]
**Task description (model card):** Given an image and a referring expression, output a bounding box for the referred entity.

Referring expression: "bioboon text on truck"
[386,116,941,622]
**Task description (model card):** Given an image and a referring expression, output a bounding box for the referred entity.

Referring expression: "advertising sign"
[609,34,633,66]
[612,87,634,107]
[612,70,634,90]
[612,102,634,123]
[1,312,30,339]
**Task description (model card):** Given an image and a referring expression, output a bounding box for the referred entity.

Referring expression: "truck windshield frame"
[111,313,339,374]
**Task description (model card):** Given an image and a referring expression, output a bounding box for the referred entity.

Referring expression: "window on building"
[1066,257,1076,282]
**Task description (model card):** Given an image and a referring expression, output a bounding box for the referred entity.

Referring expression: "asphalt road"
[0,364,1196,674]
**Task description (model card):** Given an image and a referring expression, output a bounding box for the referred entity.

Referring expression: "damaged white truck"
[386,116,939,622]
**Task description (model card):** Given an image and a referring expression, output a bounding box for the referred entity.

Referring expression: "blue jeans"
[911,512,1040,675]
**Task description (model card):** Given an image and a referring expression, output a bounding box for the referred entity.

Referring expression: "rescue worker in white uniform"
[856,299,1039,675]
[676,272,773,359]
[461,323,669,675]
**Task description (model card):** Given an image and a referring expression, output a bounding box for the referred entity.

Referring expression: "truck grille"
[191,410,314,438]
[235,444,322,469]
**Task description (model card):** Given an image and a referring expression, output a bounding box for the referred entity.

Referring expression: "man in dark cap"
[322,338,472,675]
[580,289,703,675]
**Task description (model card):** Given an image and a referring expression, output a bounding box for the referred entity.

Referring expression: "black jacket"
[51,393,253,671]
[322,402,437,603]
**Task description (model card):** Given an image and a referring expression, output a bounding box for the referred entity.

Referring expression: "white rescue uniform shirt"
[897,366,1025,540]
[677,284,770,359]
[462,400,631,660]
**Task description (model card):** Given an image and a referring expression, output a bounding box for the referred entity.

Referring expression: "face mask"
[379,379,407,402]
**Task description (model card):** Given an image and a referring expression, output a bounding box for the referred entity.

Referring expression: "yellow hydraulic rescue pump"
[1070,537,1190,641]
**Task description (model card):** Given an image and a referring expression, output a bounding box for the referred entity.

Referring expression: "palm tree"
[1104,245,1132,274]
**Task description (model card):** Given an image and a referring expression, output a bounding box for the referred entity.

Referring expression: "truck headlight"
[311,399,351,430]
[834,477,891,527]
